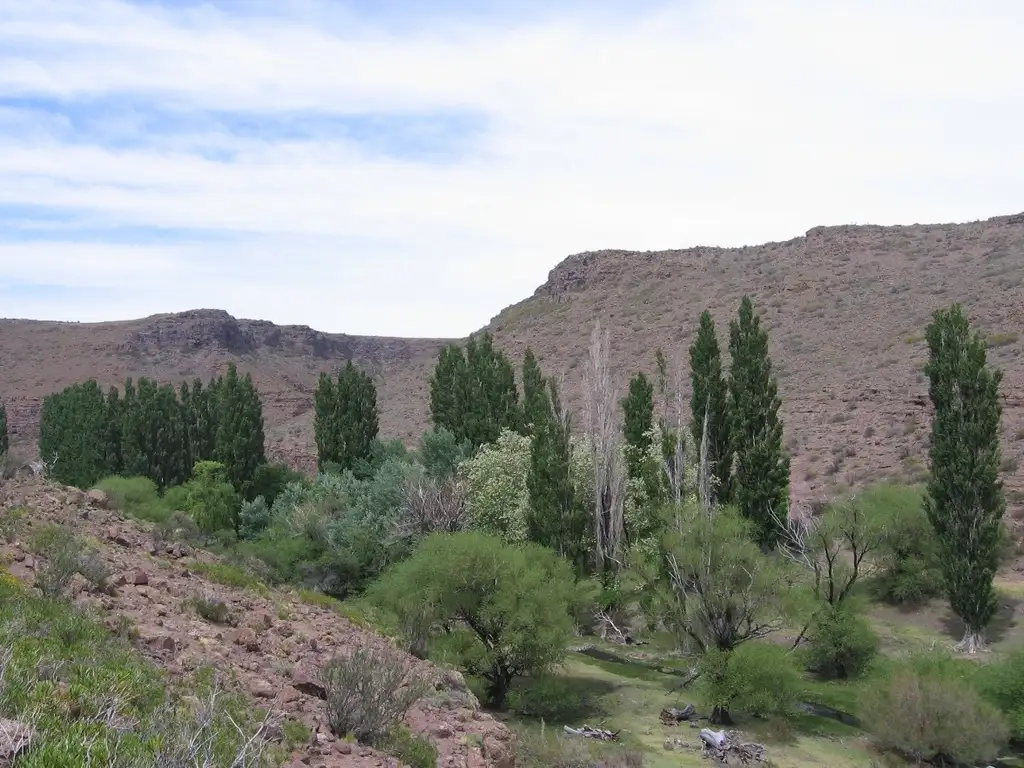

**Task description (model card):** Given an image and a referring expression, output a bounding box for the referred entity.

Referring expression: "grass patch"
[94,476,175,524]
[0,568,283,765]
[188,560,270,598]
[989,331,1020,348]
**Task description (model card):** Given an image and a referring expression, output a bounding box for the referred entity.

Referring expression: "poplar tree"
[521,348,550,436]
[622,371,655,478]
[924,303,1005,654]
[38,380,111,488]
[690,310,732,504]
[212,364,267,501]
[526,376,588,573]
[314,361,379,472]
[728,296,790,548]
[428,332,520,449]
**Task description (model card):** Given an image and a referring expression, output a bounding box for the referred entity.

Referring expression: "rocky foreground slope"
[0,477,514,768]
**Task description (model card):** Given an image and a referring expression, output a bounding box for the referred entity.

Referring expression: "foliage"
[183,460,239,535]
[95,475,174,524]
[621,372,654,476]
[804,602,879,680]
[211,363,267,500]
[120,377,189,490]
[366,531,585,708]
[319,644,429,745]
[179,378,217,471]
[429,332,521,449]
[521,346,550,436]
[645,503,796,656]
[28,523,110,598]
[527,378,590,573]
[728,296,790,548]
[417,427,472,482]
[38,379,118,489]
[690,310,732,505]
[513,726,645,768]
[461,429,532,542]
[699,642,802,723]
[382,726,438,768]
[859,484,946,604]
[923,303,1006,651]
[249,462,303,509]
[975,647,1024,740]
[506,676,590,722]
[314,361,380,473]
[859,653,1008,766]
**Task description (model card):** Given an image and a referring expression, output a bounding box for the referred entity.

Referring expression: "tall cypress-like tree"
[119,377,188,489]
[526,378,588,573]
[180,378,217,469]
[728,296,789,548]
[314,362,379,472]
[0,401,8,458]
[429,344,468,439]
[690,310,732,504]
[622,372,655,472]
[521,348,550,436]
[428,332,520,449]
[212,364,267,501]
[923,304,1005,654]
[103,386,122,474]
[38,380,112,488]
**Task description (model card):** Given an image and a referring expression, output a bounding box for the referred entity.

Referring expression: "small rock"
[292,666,327,699]
[0,717,34,762]
[433,723,454,739]
[249,678,277,699]
[130,569,148,586]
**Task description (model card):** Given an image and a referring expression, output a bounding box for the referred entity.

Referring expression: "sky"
[1,0,1023,337]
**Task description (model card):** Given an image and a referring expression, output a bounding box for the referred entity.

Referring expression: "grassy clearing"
[0,567,303,766]
[504,641,878,768]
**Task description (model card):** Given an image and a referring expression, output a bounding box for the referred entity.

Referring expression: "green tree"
[462,429,532,542]
[521,347,550,436]
[180,378,216,470]
[526,379,589,573]
[428,333,520,449]
[119,378,188,491]
[102,386,122,474]
[641,502,796,723]
[211,364,267,502]
[923,304,1005,654]
[728,296,790,548]
[184,460,239,534]
[314,362,379,472]
[367,531,586,708]
[417,427,472,482]
[429,344,468,439]
[689,310,732,504]
[622,372,654,475]
[0,401,8,458]
[38,380,116,489]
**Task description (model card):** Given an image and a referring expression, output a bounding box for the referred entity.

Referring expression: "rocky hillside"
[0,476,514,767]
[2,211,1024,512]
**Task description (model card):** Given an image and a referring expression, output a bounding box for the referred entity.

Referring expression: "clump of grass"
[27,524,111,598]
[988,331,1019,348]
[188,592,235,625]
[188,561,269,598]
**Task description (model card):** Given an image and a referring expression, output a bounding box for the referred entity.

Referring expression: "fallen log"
[563,724,620,742]
[660,703,697,724]
[699,728,767,764]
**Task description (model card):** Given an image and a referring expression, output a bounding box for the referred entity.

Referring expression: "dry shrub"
[859,666,1007,766]
[319,644,429,745]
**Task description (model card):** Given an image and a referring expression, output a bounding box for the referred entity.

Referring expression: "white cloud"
[1,0,1023,336]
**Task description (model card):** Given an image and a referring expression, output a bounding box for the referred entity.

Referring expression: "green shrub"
[507,676,588,722]
[864,484,945,604]
[184,461,239,534]
[27,524,109,597]
[382,727,438,768]
[859,654,1008,765]
[95,475,173,523]
[367,531,585,709]
[975,647,1024,739]
[699,642,802,722]
[805,603,879,679]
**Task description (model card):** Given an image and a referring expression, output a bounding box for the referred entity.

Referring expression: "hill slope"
[2,212,1024,511]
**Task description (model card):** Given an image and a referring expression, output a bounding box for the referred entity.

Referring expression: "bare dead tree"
[697,401,711,513]
[395,473,467,539]
[584,320,626,574]
[660,353,687,507]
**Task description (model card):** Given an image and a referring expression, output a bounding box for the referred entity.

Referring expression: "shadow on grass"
[504,673,620,725]
[939,594,1022,645]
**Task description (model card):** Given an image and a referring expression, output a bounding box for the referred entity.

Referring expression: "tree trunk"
[485,671,512,709]
[955,628,985,654]
[709,706,733,726]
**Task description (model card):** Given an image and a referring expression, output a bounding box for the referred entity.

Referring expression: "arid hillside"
[2,211,1024,513]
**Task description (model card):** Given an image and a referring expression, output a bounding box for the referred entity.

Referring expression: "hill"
[2,211,1024,514]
